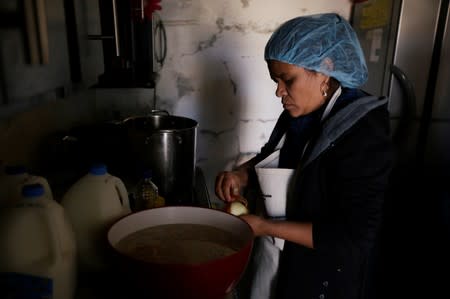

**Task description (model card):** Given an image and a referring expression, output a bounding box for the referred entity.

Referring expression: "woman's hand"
[215,168,248,202]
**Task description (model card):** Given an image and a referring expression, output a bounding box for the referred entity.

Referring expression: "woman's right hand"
[215,168,248,202]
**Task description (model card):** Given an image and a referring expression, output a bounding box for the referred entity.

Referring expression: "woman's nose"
[275,83,286,98]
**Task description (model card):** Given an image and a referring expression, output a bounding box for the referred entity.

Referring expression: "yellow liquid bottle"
[135,170,164,210]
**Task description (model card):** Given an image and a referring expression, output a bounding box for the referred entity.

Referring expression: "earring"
[320,81,329,97]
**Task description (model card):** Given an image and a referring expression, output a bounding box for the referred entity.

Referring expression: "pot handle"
[149,109,170,116]
[121,110,170,124]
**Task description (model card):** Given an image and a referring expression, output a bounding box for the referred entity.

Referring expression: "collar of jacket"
[300,95,388,170]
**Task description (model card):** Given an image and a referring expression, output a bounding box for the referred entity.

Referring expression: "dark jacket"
[259,90,393,299]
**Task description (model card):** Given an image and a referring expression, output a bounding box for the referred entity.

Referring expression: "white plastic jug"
[0,165,53,207]
[61,163,131,272]
[0,183,77,299]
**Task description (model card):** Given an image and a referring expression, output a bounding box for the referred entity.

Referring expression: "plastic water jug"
[0,165,53,207]
[0,183,77,299]
[61,163,131,272]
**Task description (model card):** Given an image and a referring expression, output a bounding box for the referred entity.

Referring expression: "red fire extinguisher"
[130,0,162,22]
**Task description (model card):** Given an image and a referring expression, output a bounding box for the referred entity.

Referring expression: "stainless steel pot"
[123,111,198,206]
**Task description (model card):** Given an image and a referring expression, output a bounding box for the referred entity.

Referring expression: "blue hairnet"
[264,13,368,88]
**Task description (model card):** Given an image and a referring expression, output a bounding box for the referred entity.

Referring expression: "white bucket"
[0,183,77,299]
[61,163,131,272]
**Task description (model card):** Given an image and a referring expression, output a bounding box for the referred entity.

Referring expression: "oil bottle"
[134,169,165,211]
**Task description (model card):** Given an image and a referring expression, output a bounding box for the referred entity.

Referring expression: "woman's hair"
[264,13,368,88]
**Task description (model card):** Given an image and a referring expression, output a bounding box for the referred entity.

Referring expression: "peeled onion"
[224,196,249,216]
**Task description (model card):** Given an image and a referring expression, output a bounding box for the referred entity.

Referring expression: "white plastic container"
[0,165,53,207]
[61,163,131,272]
[0,183,77,299]
[255,167,294,218]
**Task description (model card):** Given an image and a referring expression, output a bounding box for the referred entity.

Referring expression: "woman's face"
[268,60,329,117]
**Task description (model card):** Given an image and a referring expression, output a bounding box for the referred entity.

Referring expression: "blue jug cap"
[5,165,27,175]
[22,183,45,198]
[89,163,107,175]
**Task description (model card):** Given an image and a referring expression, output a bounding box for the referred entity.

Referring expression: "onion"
[224,196,249,216]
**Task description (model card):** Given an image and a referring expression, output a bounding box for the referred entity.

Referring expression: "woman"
[215,13,393,299]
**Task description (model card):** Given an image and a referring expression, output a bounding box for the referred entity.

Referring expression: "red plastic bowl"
[107,206,254,299]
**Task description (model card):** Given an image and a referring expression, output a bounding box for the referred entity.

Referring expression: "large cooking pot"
[38,111,197,205]
[107,206,254,299]
[123,111,198,206]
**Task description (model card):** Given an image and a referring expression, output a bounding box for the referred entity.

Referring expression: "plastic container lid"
[22,183,45,198]
[5,165,27,175]
[89,163,107,175]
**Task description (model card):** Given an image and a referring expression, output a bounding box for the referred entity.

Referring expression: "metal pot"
[123,111,198,206]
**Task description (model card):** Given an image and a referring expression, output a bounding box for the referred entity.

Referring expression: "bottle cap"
[22,183,45,198]
[89,163,107,175]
